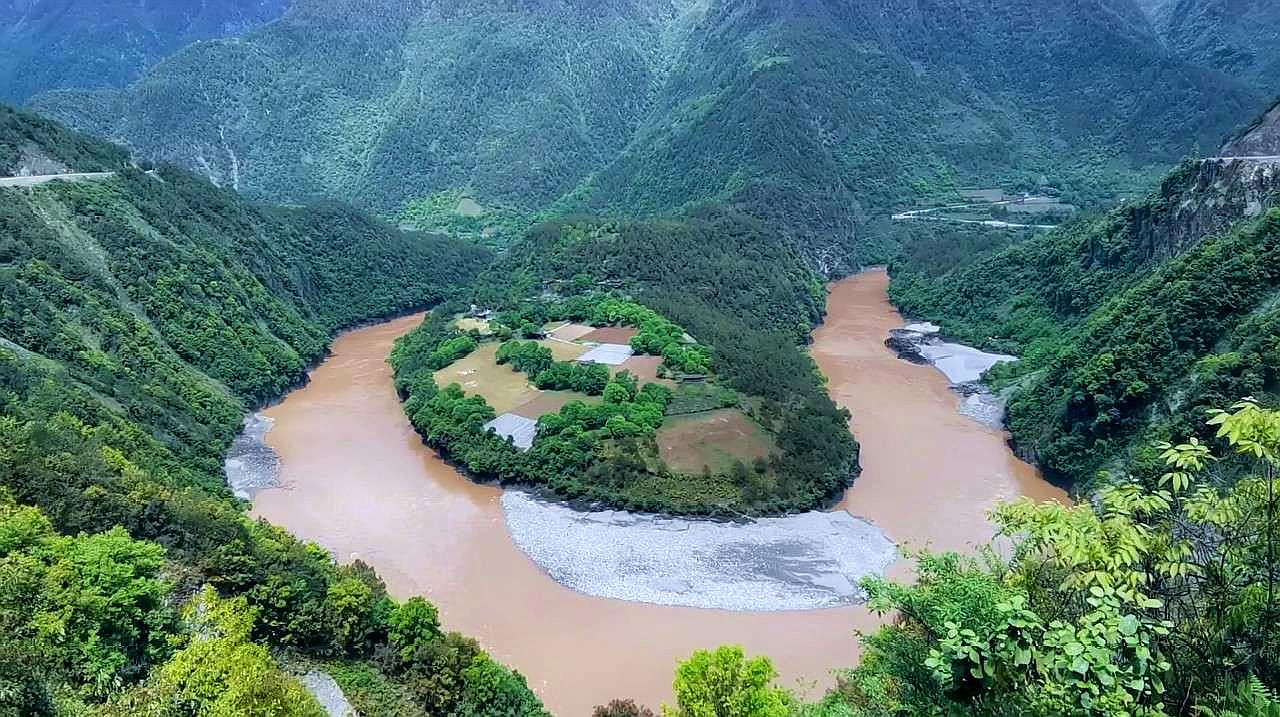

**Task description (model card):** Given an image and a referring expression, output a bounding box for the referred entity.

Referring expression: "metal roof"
[484,413,538,451]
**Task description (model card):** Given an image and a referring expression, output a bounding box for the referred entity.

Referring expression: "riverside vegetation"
[390,291,849,515]
[649,401,1280,717]
[890,153,1280,491]
[387,212,861,515]
[0,105,547,716]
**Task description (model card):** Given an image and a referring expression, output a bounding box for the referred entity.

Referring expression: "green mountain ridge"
[28,0,1268,271]
[1143,0,1280,95]
[890,115,1280,486]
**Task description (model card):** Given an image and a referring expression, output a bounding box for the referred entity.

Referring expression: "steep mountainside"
[1143,0,1280,94]
[574,0,1260,269]
[0,107,551,715]
[31,0,704,226]
[0,103,130,174]
[890,111,1280,486]
[0,0,290,103]
[29,0,1264,270]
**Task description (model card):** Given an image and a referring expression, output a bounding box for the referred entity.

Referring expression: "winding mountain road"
[0,171,116,187]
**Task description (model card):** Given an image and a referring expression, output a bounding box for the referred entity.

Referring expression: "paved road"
[0,171,115,187]
[1205,155,1280,162]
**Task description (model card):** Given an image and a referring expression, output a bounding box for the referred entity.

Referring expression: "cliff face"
[1220,102,1280,157]
[1116,155,1280,264]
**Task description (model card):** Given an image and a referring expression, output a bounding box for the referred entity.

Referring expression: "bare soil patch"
[581,326,638,344]
[545,339,590,362]
[617,355,674,385]
[511,391,599,420]
[657,409,776,474]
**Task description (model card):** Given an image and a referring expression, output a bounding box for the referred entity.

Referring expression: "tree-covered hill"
[28,0,1266,270]
[0,0,291,103]
[1,103,131,174]
[0,107,552,715]
[31,0,704,224]
[576,0,1263,269]
[890,147,1280,488]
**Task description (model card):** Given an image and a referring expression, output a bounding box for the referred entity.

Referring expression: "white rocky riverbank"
[886,322,1017,428]
[500,492,897,611]
[224,412,279,499]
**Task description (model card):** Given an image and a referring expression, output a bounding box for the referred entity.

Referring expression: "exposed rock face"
[501,491,896,611]
[1221,101,1280,157]
[1106,154,1280,265]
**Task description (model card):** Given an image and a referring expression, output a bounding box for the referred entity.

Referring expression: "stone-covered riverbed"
[501,492,897,611]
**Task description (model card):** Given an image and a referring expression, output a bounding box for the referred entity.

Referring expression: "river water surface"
[250,269,1065,715]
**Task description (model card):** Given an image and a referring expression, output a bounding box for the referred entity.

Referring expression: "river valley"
[244,268,1066,715]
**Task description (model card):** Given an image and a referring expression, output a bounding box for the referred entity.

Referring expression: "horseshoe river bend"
[229,269,1067,715]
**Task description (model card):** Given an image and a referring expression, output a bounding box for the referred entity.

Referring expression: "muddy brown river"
[250,268,1066,715]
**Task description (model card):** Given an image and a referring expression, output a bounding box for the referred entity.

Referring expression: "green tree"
[388,598,442,661]
[147,587,324,717]
[665,646,789,717]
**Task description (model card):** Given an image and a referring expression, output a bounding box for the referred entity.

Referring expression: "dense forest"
[431,210,861,514]
[0,107,548,715]
[28,0,1270,270]
[1141,0,1280,95]
[0,0,289,103]
[0,0,288,103]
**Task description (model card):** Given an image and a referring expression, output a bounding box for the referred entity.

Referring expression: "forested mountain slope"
[0,107,551,715]
[29,0,1264,270]
[31,0,705,231]
[0,0,290,103]
[890,121,1280,486]
[1142,0,1280,95]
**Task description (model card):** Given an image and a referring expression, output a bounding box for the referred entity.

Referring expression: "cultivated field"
[657,409,776,474]
[454,317,492,334]
[547,322,597,341]
[434,341,590,416]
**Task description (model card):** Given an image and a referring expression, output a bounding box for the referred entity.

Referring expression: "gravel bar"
[501,492,897,611]
[224,412,279,499]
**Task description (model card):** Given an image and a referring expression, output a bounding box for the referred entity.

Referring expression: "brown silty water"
[250,268,1067,715]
